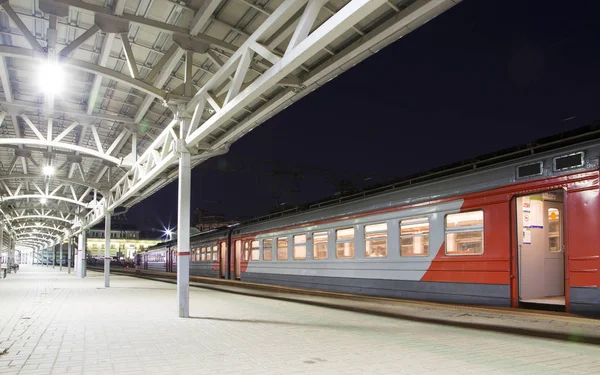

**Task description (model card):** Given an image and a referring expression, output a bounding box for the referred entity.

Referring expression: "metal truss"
[0,0,461,250]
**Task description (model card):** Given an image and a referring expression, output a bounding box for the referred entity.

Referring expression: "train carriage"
[137,126,600,316]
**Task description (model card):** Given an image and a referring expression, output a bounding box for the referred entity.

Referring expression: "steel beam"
[186,0,388,145]
[0,2,44,52]
[0,99,138,124]
[120,33,140,79]
[0,45,167,100]
[189,0,221,36]
[0,138,121,165]
[87,33,115,114]
[60,24,100,57]
[1,194,89,208]
[0,56,12,102]
[8,215,72,225]
[47,0,236,52]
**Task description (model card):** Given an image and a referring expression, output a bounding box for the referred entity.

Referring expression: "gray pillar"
[59,241,63,271]
[104,212,111,287]
[177,106,191,318]
[77,234,83,278]
[82,230,87,277]
[52,244,55,269]
[0,225,3,267]
[68,236,72,274]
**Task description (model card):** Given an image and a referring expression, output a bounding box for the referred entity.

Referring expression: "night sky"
[128,0,600,231]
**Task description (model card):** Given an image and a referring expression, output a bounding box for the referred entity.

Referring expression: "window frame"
[364,222,388,259]
[312,231,328,260]
[251,240,260,260]
[399,217,430,257]
[263,238,273,261]
[335,227,355,259]
[277,237,288,260]
[444,210,484,256]
[293,234,307,260]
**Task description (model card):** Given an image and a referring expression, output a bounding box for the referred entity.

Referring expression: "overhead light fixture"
[43,165,55,176]
[40,197,47,204]
[37,61,65,95]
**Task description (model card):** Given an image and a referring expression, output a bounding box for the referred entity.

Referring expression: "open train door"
[219,242,227,278]
[516,191,566,311]
[234,240,241,280]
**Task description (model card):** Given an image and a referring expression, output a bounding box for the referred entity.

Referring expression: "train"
[135,125,600,316]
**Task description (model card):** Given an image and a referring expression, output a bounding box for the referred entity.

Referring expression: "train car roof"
[239,122,600,226]
[144,122,600,246]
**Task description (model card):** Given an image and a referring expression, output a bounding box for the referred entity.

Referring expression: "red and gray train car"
[136,127,600,316]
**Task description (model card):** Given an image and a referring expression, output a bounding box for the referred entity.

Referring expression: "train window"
[553,152,584,171]
[243,241,250,260]
[365,223,387,258]
[263,239,273,260]
[400,218,429,256]
[293,234,307,260]
[336,228,354,259]
[445,210,484,255]
[548,208,561,252]
[206,246,212,261]
[212,245,218,260]
[277,237,288,260]
[313,232,328,259]
[251,241,260,260]
[201,247,206,261]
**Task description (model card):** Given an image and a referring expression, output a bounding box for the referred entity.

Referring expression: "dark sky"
[129,0,600,231]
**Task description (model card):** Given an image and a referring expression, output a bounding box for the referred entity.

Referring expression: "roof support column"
[104,211,111,288]
[75,237,79,275]
[77,233,86,278]
[82,231,87,278]
[177,105,191,318]
[45,247,49,267]
[59,241,63,271]
[52,243,55,269]
[0,224,3,269]
[68,235,72,274]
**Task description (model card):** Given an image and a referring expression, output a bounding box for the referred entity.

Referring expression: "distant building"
[194,208,237,232]
[86,222,162,260]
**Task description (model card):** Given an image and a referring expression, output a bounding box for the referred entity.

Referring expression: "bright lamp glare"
[43,165,55,176]
[40,197,47,204]
[37,62,65,95]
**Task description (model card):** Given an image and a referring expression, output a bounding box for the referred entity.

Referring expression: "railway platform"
[1,266,600,375]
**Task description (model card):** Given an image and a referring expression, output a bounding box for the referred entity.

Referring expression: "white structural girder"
[55,0,460,239]
[212,0,461,149]
[0,45,168,100]
[185,0,387,145]
[7,215,72,224]
[0,138,121,165]
[2,194,89,208]
[0,174,102,191]
[72,118,179,233]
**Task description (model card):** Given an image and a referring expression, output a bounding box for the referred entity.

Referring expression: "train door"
[166,249,171,272]
[219,242,227,278]
[234,240,241,279]
[516,191,565,309]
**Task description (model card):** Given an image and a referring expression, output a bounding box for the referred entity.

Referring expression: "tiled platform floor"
[1,265,599,375]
